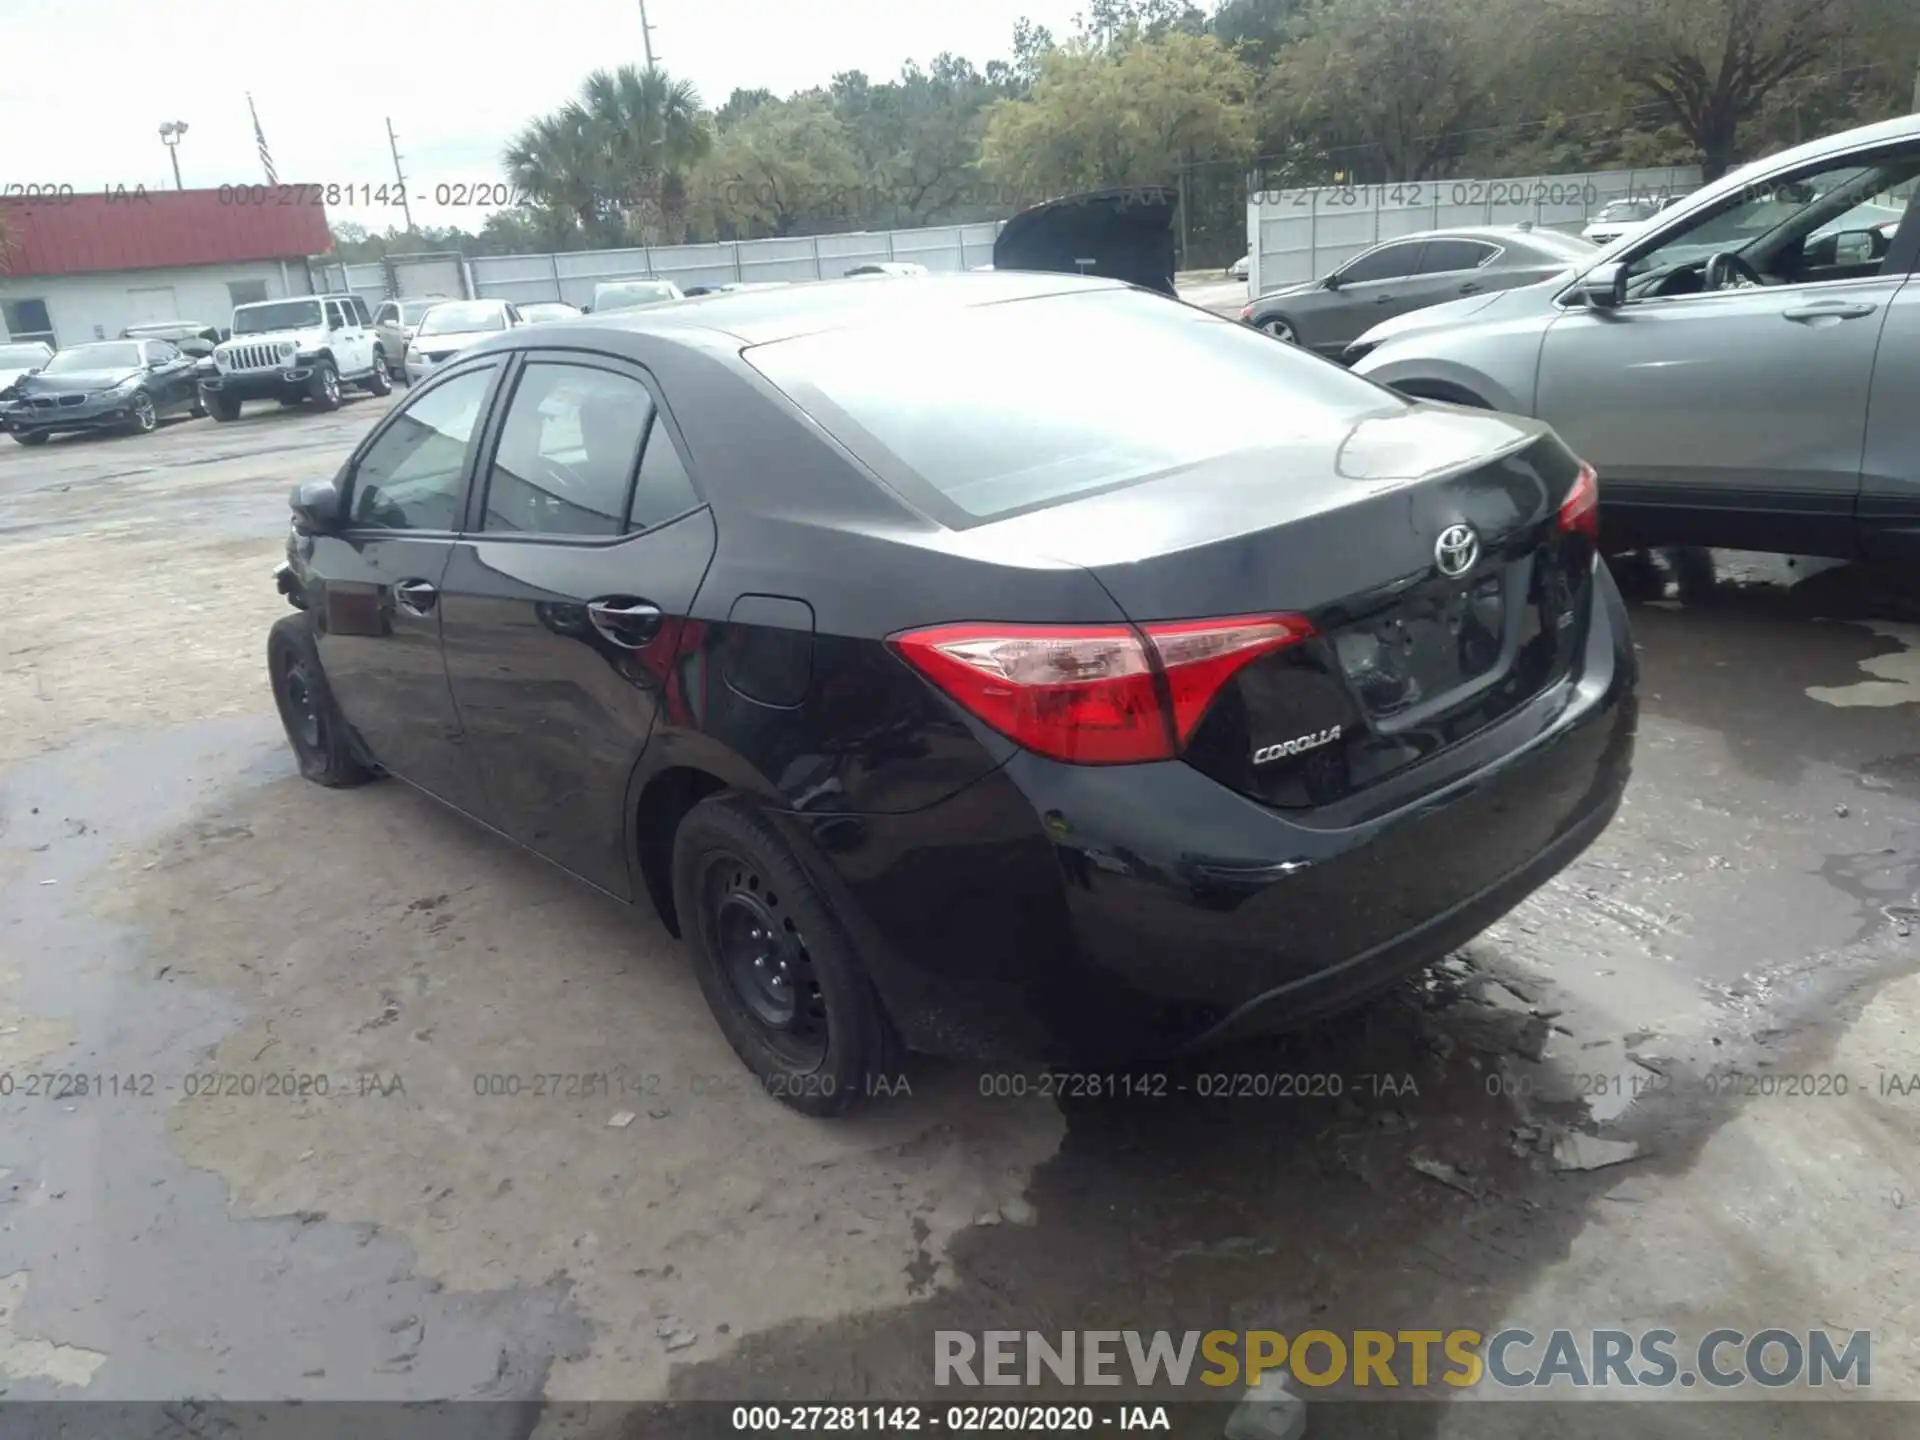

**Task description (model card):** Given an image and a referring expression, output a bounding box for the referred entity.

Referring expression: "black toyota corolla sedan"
[268,272,1637,1114]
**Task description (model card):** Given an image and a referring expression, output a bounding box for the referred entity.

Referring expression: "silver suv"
[1351,114,1920,561]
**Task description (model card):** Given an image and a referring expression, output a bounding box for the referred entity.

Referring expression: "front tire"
[268,614,376,788]
[11,430,47,446]
[309,361,342,412]
[124,391,158,435]
[207,392,242,422]
[671,793,897,1116]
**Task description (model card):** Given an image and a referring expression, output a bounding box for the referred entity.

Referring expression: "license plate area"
[1332,571,1508,723]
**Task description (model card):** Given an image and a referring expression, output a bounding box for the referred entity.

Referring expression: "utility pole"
[386,117,417,235]
[637,0,658,67]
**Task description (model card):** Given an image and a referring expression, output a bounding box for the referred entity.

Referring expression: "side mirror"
[1831,229,1878,266]
[289,477,344,534]
[1578,261,1627,310]
[579,304,592,314]
[1323,272,1343,291]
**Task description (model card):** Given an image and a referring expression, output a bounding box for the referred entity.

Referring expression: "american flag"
[247,93,278,185]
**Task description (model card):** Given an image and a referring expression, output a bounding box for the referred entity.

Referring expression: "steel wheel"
[702,851,829,1069]
[1260,317,1297,344]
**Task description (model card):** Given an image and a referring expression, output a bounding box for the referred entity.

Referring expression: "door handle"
[393,580,439,615]
[1459,282,1483,295]
[1783,301,1878,322]
[1374,293,1397,304]
[586,598,663,648]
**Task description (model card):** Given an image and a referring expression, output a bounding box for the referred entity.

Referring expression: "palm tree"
[505,65,712,246]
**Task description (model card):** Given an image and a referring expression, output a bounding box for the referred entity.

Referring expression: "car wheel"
[1259,317,1298,344]
[1393,382,1492,410]
[208,392,242,422]
[191,394,208,418]
[12,430,48,446]
[267,614,376,788]
[125,391,158,435]
[309,361,342,412]
[363,356,392,396]
[671,792,897,1116]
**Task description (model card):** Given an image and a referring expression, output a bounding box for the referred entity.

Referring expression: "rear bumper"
[785,560,1638,1064]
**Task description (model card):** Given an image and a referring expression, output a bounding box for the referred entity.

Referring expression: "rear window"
[745,288,1399,525]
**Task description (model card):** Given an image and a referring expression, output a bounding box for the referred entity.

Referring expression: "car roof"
[538,271,1126,346]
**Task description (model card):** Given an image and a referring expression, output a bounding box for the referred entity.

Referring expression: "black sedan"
[267,273,1637,1113]
[2,339,204,444]
[1240,226,1598,360]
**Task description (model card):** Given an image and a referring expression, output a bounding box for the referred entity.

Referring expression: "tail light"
[889,615,1315,765]
[1558,461,1599,540]
[1239,305,1254,321]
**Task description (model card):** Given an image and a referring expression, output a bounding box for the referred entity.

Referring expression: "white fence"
[1248,166,1703,293]
[318,220,1006,307]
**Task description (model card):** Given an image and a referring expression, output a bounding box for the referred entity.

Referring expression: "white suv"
[201,295,391,421]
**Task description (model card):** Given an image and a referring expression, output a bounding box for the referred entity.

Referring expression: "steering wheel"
[1703,252,1765,292]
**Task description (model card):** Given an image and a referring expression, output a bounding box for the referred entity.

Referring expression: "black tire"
[309,360,342,412]
[190,395,208,418]
[11,430,47,446]
[267,614,377,788]
[362,356,392,396]
[207,392,242,422]
[123,391,158,436]
[671,792,897,1116]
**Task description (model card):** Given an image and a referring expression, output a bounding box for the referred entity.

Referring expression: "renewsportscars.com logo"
[934,1328,1872,1391]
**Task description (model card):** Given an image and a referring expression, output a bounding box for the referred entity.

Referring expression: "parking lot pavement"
[2,407,1919,1429]
[1176,275,1249,316]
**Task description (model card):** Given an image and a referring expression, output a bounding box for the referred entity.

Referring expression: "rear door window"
[1418,240,1499,273]
[1338,242,1425,283]
[745,288,1396,527]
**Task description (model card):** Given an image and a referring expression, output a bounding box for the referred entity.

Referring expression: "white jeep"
[201,295,391,421]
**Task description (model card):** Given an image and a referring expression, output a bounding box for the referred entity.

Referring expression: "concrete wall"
[0,259,313,347]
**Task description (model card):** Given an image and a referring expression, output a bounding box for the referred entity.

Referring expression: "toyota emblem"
[1434,523,1480,579]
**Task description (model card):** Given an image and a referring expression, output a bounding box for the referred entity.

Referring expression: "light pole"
[158,121,189,190]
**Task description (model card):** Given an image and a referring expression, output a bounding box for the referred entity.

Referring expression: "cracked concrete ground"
[1,396,1919,1438]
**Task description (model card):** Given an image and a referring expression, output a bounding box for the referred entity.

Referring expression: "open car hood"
[992,186,1177,297]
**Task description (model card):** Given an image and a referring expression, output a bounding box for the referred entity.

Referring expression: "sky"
[5,0,1087,232]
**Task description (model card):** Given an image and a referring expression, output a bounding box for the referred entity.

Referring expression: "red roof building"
[0,187,334,348]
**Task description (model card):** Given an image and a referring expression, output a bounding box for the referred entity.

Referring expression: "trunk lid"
[992,187,1178,297]
[980,405,1598,808]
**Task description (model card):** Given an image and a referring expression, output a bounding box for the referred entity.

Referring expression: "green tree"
[686,96,866,238]
[979,32,1256,196]
[1549,0,1872,179]
[504,64,711,245]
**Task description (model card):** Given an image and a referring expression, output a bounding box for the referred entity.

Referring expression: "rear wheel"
[309,361,342,412]
[11,430,47,446]
[267,614,376,788]
[208,392,242,422]
[1393,382,1492,410]
[1259,317,1298,344]
[671,793,896,1116]
[362,356,392,396]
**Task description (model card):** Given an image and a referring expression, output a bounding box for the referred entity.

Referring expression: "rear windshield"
[417,302,506,335]
[745,288,1397,525]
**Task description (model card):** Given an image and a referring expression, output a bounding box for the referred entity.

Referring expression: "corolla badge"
[1252,725,1342,766]
[1435,523,1480,579]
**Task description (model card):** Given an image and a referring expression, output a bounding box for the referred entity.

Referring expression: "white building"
[0,187,331,348]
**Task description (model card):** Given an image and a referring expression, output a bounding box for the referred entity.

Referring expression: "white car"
[202,296,389,420]
[843,262,930,278]
[404,299,524,383]
[1581,195,1688,246]
[1227,253,1250,280]
[589,278,685,313]
[0,340,54,395]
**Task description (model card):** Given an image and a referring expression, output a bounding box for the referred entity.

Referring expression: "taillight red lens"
[1559,461,1600,540]
[889,614,1315,765]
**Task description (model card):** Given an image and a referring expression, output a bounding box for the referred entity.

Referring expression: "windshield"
[417,302,506,336]
[747,288,1394,525]
[232,301,322,335]
[44,343,142,373]
[520,303,579,321]
[399,300,443,325]
[595,282,676,310]
[1524,230,1601,260]
[0,343,50,367]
